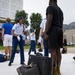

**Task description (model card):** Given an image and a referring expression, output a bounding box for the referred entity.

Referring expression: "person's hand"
[44,34,49,40]
[38,37,42,43]
[17,36,20,41]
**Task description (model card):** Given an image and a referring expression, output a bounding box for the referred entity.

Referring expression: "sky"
[23,0,75,24]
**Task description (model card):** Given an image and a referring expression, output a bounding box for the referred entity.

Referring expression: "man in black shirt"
[44,0,63,75]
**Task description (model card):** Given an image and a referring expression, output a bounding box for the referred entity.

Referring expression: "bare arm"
[39,28,43,37]
[44,14,53,34]
[2,28,4,37]
[2,28,4,40]
[11,30,18,37]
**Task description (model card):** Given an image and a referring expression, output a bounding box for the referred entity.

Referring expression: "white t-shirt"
[30,33,36,41]
[12,23,23,35]
[40,18,47,32]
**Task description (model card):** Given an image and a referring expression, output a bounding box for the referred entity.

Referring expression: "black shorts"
[48,26,63,48]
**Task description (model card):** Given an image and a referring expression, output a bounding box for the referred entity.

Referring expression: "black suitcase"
[38,48,43,52]
[36,52,43,56]
[28,55,53,75]
[17,63,40,75]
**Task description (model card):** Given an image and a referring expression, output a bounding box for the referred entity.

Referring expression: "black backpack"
[0,54,6,62]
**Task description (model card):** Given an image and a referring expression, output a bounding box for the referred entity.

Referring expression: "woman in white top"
[28,29,36,55]
[8,17,25,66]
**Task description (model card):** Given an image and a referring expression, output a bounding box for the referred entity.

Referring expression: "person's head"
[6,18,11,23]
[17,17,23,25]
[49,0,57,5]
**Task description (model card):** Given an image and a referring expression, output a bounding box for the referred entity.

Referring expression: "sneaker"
[8,62,12,66]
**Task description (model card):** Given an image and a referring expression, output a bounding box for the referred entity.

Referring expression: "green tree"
[30,13,42,41]
[15,10,29,27]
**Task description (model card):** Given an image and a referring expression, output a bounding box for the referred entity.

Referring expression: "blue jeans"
[43,39,49,56]
[10,36,25,63]
[42,34,49,56]
[28,40,36,55]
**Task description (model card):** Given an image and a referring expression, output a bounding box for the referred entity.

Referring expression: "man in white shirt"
[28,29,36,55]
[39,18,49,56]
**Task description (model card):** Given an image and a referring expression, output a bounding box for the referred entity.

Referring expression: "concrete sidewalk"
[0,52,75,75]
[67,48,75,53]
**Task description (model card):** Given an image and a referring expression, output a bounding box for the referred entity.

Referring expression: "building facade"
[0,0,23,19]
[0,0,23,27]
[64,29,75,45]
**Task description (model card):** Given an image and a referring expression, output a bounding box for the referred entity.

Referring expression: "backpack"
[0,54,6,62]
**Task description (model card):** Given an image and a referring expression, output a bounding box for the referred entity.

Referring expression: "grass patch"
[24,45,30,49]
[0,45,39,51]
[0,45,75,51]
[0,45,30,50]
[0,46,4,50]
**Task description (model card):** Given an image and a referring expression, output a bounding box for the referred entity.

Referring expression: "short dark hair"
[6,18,11,23]
[17,17,23,22]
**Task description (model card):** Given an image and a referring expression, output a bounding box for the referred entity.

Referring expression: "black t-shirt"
[46,3,63,28]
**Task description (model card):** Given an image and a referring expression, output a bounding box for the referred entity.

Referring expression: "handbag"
[17,63,40,75]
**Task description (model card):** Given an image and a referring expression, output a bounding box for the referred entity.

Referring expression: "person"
[39,18,49,56]
[28,29,36,55]
[62,39,67,53]
[2,18,13,61]
[62,34,67,53]
[44,0,64,75]
[8,17,25,66]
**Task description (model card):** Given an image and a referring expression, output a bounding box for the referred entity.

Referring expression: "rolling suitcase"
[17,63,40,75]
[36,52,43,56]
[28,55,53,75]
